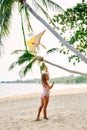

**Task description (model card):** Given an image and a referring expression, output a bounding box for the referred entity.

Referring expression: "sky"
[0,0,87,81]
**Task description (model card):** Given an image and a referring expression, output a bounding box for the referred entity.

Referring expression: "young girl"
[36,68,54,121]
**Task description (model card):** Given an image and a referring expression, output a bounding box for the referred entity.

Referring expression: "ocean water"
[0,83,87,98]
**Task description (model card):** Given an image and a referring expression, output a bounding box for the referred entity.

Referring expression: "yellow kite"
[27,30,46,53]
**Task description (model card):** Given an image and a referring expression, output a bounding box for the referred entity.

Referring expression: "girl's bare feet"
[44,117,49,120]
[35,118,41,121]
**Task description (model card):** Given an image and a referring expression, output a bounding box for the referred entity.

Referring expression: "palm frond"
[19,58,36,77]
[36,2,50,20]
[31,1,57,27]
[17,51,35,65]
[45,0,64,12]
[11,49,26,54]
[9,50,35,70]
[0,0,15,42]
[9,61,17,70]
[0,43,4,56]
[36,0,64,12]
[38,0,48,8]
[47,48,59,54]
[24,5,33,31]
[31,0,63,27]
[19,7,27,50]
[41,44,47,49]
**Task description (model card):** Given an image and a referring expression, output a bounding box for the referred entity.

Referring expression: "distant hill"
[1,75,87,84]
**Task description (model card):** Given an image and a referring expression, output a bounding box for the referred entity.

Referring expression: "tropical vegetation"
[0,0,87,78]
[51,2,87,65]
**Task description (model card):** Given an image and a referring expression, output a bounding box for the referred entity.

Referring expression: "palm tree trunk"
[25,2,87,64]
[43,59,87,77]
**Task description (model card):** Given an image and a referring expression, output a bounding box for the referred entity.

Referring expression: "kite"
[27,30,46,53]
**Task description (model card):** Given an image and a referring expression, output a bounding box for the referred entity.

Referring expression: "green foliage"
[0,0,15,42]
[19,58,36,77]
[9,50,36,77]
[9,49,47,77]
[19,3,33,50]
[17,51,35,65]
[40,62,47,71]
[19,3,33,31]
[47,48,59,54]
[51,2,87,64]
[32,0,64,27]
[24,5,33,31]
[75,76,87,83]
[33,0,63,12]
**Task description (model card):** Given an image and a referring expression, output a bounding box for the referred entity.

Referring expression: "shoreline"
[0,86,87,102]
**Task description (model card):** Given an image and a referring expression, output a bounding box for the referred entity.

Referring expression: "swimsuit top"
[41,82,50,97]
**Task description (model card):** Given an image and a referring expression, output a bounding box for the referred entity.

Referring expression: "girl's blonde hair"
[41,73,49,83]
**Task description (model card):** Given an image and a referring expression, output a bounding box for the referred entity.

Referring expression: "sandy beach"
[0,87,87,130]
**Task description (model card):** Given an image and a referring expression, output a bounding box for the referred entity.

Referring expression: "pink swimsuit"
[41,83,50,98]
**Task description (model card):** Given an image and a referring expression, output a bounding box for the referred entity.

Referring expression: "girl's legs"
[43,97,49,119]
[36,98,44,120]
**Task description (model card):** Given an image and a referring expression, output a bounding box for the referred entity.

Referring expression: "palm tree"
[1,0,87,78]
[9,50,87,77]
[0,0,87,63]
